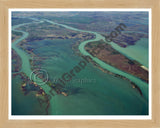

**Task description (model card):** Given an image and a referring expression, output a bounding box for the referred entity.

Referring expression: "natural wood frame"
[0,0,160,127]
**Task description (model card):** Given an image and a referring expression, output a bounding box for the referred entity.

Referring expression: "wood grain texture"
[0,0,160,127]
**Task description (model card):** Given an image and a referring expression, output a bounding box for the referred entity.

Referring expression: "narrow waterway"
[12,18,148,115]
[12,20,57,114]
[45,19,148,100]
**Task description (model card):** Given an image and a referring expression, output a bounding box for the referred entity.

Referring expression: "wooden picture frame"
[0,0,160,127]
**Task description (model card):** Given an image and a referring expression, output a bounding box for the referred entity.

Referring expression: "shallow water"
[28,39,148,115]
[45,20,148,101]
[12,74,47,115]
[110,38,148,68]
[12,18,149,115]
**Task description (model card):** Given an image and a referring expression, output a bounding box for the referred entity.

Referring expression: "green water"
[12,74,47,115]
[110,38,149,68]
[12,21,57,114]
[29,39,148,115]
[45,19,148,101]
[12,18,148,115]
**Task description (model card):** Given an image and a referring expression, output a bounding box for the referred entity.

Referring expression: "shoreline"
[84,40,148,83]
[12,18,148,115]
[72,43,144,97]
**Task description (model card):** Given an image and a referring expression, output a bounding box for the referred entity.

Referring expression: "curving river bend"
[45,19,148,100]
[12,18,148,114]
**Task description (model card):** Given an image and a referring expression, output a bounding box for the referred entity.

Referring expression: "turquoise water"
[12,21,57,115]
[30,39,148,115]
[45,20,148,101]
[12,18,148,115]
[12,74,47,115]
[110,38,149,68]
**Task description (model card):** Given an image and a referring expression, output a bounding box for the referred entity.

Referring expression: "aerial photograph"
[11,10,149,115]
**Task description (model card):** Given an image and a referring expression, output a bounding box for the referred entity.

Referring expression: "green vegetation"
[12,17,33,26]
[85,40,148,82]
[128,60,135,65]
[12,31,23,36]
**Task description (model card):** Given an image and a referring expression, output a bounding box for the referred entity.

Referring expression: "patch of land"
[85,40,148,83]
[12,17,33,26]
[12,72,50,114]
[102,32,148,47]
[12,31,23,42]
[17,21,95,43]
[13,22,95,97]
[12,49,22,72]
[12,12,148,34]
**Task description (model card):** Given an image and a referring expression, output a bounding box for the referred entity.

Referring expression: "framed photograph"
[0,0,160,127]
